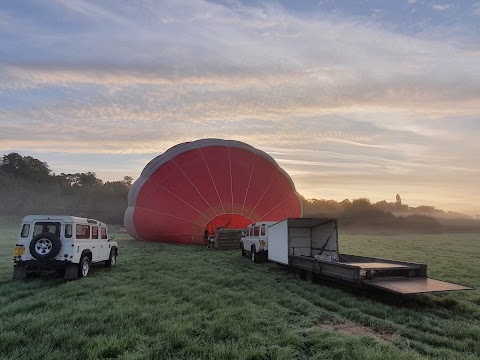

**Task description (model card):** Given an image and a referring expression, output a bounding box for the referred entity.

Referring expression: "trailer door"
[362,278,473,295]
[267,220,289,265]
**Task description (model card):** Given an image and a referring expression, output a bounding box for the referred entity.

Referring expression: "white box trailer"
[251,218,473,295]
[267,218,339,265]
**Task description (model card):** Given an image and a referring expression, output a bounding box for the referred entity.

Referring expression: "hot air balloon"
[124,139,303,244]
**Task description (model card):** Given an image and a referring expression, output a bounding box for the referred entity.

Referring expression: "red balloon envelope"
[124,139,303,244]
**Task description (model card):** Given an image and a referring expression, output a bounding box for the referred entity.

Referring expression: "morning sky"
[1,0,479,216]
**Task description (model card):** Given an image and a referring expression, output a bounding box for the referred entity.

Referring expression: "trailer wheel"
[305,271,314,283]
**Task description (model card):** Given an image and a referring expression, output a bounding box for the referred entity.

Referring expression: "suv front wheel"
[105,249,117,267]
[251,245,259,263]
[240,242,247,257]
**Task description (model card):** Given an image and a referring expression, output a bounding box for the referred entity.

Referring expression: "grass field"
[0,217,479,359]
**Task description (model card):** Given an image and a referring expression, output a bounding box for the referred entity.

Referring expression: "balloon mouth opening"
[204,213,252,238]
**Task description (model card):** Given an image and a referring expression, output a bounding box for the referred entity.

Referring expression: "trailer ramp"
[362,278,473,295]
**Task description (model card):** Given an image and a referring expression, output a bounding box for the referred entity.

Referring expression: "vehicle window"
[34,224,42,236]
[33,222,61,236]
[21,224,30,237]
[92,226,99,239]
[101,227,107,239]
[261,226,266,236]
[248,227,252,236]
[76,224,90,239]
[65,224,72,238]
[253,227,260,236]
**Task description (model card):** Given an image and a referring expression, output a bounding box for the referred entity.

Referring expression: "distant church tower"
[396,194,402,205]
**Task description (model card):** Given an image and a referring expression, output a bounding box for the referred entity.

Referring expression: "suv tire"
[251,245,258,263]
[29,232,62,260]
[105,249,117,267]
[78,256,91,278]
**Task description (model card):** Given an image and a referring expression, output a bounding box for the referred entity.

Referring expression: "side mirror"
[109,233,115,240]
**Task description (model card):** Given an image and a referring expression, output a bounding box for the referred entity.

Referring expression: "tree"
[1,153,24,172]
[1,152,51,182]
[351,198,371,207]
[339,199,352,208]
[0,153,126,222]
[59,172,103,188]
[122,176,133,187]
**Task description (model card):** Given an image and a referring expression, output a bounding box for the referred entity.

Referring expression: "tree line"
[0,153,130,224]
[1,152,479,233]
[300,195,480,234]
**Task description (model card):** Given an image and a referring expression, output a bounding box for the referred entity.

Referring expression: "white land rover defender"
[13,215,118,280]
[240,221,277,263]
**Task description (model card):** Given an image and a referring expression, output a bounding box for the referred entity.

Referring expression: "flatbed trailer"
[263,218,473,295]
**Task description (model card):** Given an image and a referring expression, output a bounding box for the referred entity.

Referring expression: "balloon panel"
[133,207,204,244]
[254,172,296,220]
[172,149,222,217]
[136,180,209,224]
[229,147,256,214]
[242,155,279,220]
[149,159,216,221]
[199,146,233,215]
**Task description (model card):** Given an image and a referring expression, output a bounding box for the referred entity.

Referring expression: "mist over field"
[1,152,479,233]
[0,153,130,224]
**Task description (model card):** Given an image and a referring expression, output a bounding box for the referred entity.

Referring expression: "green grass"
[0,218,479,359]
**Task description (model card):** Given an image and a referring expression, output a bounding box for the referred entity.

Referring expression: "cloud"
[474,2,480,16]
[54,0,137,27]
[2,1,479,112]
[432,4,451,11]
[1,1,479,166]
[0,0,479,214]
[2,2,479,128]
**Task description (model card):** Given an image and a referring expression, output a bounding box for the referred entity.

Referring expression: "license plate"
[14,247,25,256]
